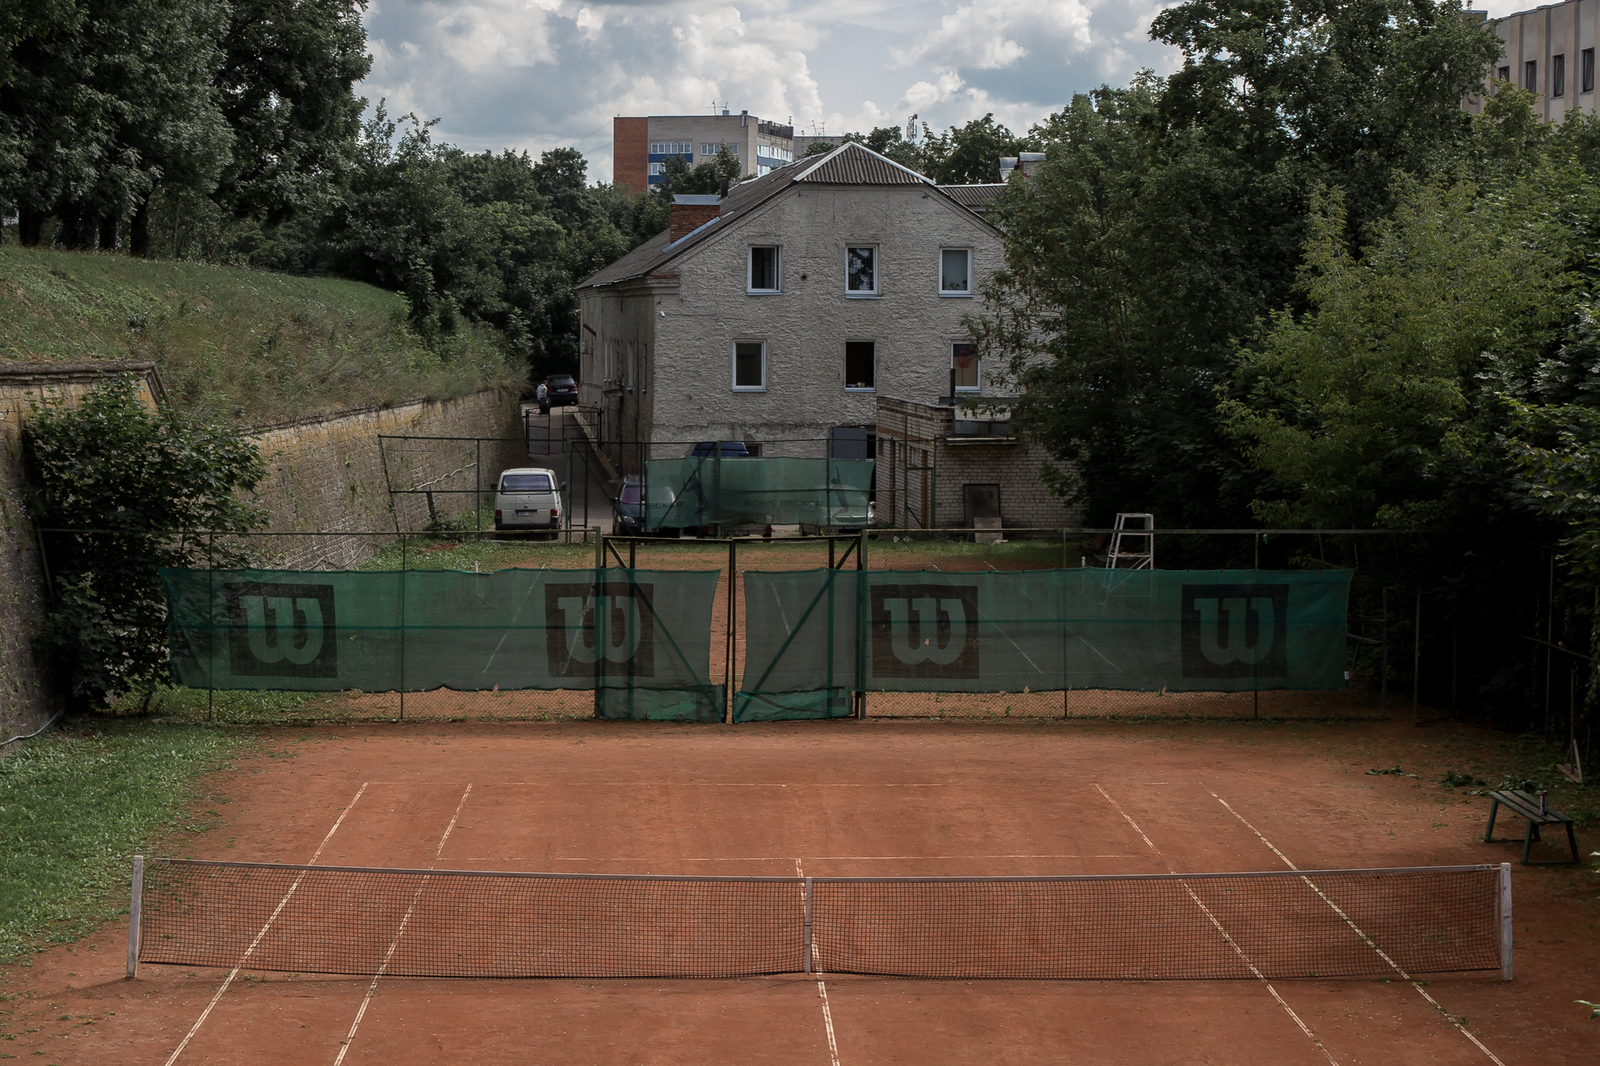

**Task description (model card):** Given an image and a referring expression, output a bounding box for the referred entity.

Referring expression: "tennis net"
[129,858,1511,981]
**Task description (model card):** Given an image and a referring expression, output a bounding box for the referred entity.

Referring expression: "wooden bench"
[1483,790,1580,864]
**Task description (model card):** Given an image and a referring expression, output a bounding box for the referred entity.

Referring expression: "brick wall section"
[613,117,649,193]
[248,389,525,567]
[0,362,163,742]
[0,364,522,741]
[875,396,1080,529]
[669,203,721,241]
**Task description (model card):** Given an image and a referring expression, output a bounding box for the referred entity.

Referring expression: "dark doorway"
[963,483,1000,526]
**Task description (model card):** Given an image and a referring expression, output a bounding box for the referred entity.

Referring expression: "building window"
[1554,53,1566,97]
[700,142,738,156]
[846,246,878,295]
[648,162,664,176]
[1584,49,1594,93]
[952,342,979,392]
[733,341,766,390]
[748,246,780,293]
[649,142,692,155]
[844,341,875,390]
[1525,60,1538,92]
[940,249,972,295]
[1498,65,1511,83]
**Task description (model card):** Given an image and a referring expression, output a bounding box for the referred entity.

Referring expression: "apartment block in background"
[1467,1,1600,122]
[612,111,795,193]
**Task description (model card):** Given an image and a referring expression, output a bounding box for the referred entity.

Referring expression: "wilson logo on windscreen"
[1180,584,1289,679]
[870,583,980,679]
[544,583,656,677]
[225,582,338,678]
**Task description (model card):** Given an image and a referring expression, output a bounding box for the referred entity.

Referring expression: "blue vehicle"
[688,441,750,457]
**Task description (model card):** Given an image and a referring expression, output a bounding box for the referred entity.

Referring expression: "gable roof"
[578,141,991,291]
[938,184,1006,214]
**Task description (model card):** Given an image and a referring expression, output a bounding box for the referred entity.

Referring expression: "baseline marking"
[163,783,370,1066]
[1210,791,1508,1066]
[799,859,841,1066]
[1094,784,1340,1066]
[334,785,474,1066]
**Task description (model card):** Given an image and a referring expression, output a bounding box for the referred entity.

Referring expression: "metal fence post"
[803,877,814,973]
[399,535,407,721]
[1413,592,1422,724]
[126,856,143,979]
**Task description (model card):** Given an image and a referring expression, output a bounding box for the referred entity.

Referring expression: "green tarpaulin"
[644,456,873,530]
[160,567,724,721]
[734,569,1352,722]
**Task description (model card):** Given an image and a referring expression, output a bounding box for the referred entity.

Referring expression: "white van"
[494,467,563,535]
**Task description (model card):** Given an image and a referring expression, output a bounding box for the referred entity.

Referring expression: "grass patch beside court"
[0,719,248,963]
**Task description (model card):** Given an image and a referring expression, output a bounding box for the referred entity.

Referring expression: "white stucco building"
[575,141,1077,528]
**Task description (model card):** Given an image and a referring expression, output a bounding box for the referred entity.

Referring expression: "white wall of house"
[641,183,998,458]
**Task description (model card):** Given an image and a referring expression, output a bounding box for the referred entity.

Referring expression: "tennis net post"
[1500,861,1513,981]
[126,854,143,980]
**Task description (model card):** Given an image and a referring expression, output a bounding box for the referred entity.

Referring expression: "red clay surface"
[3,716,1595,1065]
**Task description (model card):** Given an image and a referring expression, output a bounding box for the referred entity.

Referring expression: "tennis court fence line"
[127,858,1512,982]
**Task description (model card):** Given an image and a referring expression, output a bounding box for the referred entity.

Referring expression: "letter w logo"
[543,582,657,678]
[1180,584,1289,680]
[225,582,339,678]
[870,583,980,679]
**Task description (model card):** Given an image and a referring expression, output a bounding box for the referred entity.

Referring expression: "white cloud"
[358,0,1181,182]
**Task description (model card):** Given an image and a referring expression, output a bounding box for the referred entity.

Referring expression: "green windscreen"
[734,569,1352,721]
[160,567,723,720]
[644,457,873,529]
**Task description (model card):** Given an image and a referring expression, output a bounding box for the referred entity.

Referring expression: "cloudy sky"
[359,0,1185,183]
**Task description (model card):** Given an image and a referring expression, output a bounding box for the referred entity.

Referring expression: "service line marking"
[163,783,370,1066]
[1094,784,1340,1066]
[334,785,474,1066]
[1210,791,1508,1066]
[798,859,841,1066]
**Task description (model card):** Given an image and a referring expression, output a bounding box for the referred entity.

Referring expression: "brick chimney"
[670,194,721,242]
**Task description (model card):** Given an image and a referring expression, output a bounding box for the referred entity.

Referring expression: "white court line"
[543,853,1137,862]
[798,859,842,1066]
[334,785,474,1066]
[162,783,370,1066]
[1094,785,1340,1066]
[1210,791,1509,1066]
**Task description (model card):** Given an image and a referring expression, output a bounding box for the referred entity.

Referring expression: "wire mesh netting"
[51,526,1441,724]
[135,858,1506,981]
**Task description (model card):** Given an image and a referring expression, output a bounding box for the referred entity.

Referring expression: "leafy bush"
[25,375,267,709]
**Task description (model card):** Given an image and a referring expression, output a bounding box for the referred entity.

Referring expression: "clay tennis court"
[4,716,1594,1064]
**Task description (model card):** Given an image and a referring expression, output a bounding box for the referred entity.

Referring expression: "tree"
[25,376,267,709]
[652,143,744,198]
[211,0,371,227]
[921,114,1032,184]
[975,0,1508,526]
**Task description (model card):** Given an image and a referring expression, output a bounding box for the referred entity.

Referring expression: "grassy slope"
[0,720,248,964]
[0,245,520,425]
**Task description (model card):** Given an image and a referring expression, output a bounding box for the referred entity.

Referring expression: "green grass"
[0,719,249,963]
[0,244,522,425]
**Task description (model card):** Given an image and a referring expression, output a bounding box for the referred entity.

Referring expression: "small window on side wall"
[733,341,766,390]
[844,341,875,390]
[1554,53,1566,97]
[1525,59,1538,93]
[1497,65,1511,83]
[749,246,780,293]
[940,249,971,295]
[952,342,979,392]
[846,246,878,295]
[1584,49,1594,94]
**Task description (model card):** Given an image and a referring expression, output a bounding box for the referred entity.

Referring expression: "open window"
[748,246,781,293]
[845,341,876,391]
[846,246,878,296]
[951,342,979,392]
[733,340,766,391]
[940,248,971,295]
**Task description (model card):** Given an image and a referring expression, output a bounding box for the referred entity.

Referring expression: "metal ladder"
[1107,513,1154,569]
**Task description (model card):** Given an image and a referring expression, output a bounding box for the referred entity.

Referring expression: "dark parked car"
[612,476,644,535]
[688,441,750,457]
[548,374,578,407]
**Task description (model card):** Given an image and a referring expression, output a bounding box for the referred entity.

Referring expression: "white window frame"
[844,340,876,392]
[748,245,782,294]
[648,162,664,176]
[732,340,767,392]
[940,248,973,296]
[951,342,980,393]
[845,245,879,297]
